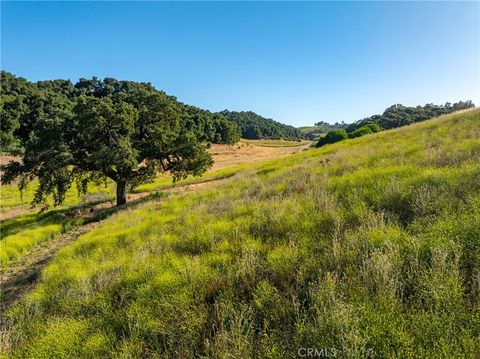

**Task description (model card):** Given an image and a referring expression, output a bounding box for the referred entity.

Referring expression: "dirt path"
[0,222,102,312]
[0,177,228,313]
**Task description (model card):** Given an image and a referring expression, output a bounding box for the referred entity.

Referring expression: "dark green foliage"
[0,72,35,153]
[2,77,213,207]
[365,123,382,132]
[304,132,317,141]
[179,104,240,144]
[347,102,474,132]
[220,110,303,140]
[0,72,241,154]
[315,129,348,147]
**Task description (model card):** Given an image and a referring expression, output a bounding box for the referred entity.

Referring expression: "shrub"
[349,125,373,138]
[366,123,382,132]
[316,129,348,147]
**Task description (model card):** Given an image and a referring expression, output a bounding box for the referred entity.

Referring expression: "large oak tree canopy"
[2,78,213,207]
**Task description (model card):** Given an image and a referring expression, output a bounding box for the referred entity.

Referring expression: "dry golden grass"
[208,140,312,171]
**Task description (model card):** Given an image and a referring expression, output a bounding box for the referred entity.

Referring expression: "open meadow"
[1,109,479,357]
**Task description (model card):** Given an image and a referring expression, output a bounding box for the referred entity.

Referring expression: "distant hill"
[219,110,303,140]
[298,121,349,140]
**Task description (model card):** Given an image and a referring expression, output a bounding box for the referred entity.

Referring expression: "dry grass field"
[208,140,312,171]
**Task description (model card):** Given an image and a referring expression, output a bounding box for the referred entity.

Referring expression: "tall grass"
[2,109,480,357]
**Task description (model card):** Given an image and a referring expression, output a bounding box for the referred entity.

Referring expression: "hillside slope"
[220,110,303,140]
[3,109,480,357]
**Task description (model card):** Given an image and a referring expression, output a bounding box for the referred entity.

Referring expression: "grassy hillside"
[3,109,480,357]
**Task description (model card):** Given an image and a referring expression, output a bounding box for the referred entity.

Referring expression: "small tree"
[2,78,213,207]
[316,129,348,147]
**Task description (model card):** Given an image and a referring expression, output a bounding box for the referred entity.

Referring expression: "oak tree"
[2,78,213,207]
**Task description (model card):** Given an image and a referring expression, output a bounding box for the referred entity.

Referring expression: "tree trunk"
[116,180,127,206]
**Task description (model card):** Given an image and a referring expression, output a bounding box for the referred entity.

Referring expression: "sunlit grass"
[0,180,114,213]
[0,224,62,266]
[133,162,252,192]
[2,109,480,357]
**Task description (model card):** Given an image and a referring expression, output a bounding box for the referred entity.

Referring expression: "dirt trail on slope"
[0,177,228,313]
[0,221,102,312]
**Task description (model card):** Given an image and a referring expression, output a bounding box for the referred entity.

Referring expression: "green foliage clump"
[348,125,373,138]
[348,123,381,138]
[315,129,348,147]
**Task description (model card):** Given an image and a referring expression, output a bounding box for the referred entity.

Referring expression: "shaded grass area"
[0,191,171,310]
[2,109,480,357]
[1,203,97,267]
[0,190,169,269]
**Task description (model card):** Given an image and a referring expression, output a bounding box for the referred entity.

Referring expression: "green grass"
[0,205,94,268]
[2,109,480,357]
[0,223,63,266]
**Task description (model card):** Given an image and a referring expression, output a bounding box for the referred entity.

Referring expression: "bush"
[366,123,382,132]
[349,125,373,138]
[316,129,348,147]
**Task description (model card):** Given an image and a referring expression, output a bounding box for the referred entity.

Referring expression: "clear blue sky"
[1,1,479,126]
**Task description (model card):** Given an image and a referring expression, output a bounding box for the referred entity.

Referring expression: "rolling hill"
[220,110,303,140]
[2,109,480,357]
